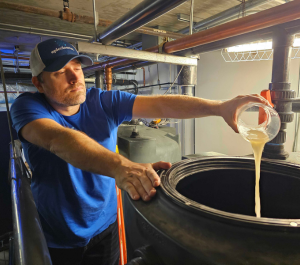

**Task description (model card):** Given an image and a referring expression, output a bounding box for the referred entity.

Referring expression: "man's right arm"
[20,118,171,201]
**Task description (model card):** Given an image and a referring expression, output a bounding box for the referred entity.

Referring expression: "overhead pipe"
[98,0,188,45]
[0,23,92,42]
[110,19,300,73]
[0,2,184,40]
[175,18,300,57]
[178,0,274,34]
[162,0,300,53]
[83,0,300,73]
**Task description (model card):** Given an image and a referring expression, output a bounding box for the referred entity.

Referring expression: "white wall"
[196,50,300,156]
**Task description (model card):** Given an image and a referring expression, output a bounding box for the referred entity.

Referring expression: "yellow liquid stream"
[246,130,269,218]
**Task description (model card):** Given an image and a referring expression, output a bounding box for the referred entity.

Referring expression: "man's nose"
[67,69,80,84]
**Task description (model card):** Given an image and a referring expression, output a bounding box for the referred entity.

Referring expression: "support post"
[178,65,197,156]
[263,29,295,159]
[95,70,103,89]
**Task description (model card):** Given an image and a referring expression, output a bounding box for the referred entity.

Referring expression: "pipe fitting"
[61,7,75,22]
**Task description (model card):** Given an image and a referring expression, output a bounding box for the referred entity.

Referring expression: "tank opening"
[176,168,300,219]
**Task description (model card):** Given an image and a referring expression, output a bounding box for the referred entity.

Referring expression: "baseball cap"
[30,38,93,76]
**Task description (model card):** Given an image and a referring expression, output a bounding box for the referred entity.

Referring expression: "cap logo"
[51,46,74,54]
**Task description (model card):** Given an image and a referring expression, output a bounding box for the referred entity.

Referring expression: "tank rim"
[159,156,300,228]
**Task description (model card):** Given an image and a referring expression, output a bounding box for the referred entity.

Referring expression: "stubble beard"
[45,83,87,108]
[63,86,86,106]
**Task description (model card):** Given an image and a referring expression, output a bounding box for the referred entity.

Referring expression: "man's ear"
[32,76,44,93]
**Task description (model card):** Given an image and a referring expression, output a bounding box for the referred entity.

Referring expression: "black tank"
[124,157,300,265]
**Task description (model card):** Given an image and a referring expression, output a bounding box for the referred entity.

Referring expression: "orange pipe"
[105,66,112,91]
[115,146,127,265]
[116,186,127,265]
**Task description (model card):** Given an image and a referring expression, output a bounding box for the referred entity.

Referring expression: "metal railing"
[10,141,52,265]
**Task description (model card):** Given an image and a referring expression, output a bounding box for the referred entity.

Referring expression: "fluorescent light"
[294,38,300,47]
[227,41,272,52]
[227,38,300,52]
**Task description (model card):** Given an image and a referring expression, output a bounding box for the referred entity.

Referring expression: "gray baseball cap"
[30,38,93,76]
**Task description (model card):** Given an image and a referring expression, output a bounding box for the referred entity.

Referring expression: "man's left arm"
[132,94,272,133]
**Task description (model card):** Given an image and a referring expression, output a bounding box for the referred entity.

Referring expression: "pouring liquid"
[245,129,269,218]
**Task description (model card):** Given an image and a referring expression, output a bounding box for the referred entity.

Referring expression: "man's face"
[37,59,86,107]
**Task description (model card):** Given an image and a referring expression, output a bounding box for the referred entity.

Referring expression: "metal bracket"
[158,41,167,54]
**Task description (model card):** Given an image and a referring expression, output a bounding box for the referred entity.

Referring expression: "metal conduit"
[98,0,188,45]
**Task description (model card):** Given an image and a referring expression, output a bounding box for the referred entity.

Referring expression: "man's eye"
[59,71,65,74]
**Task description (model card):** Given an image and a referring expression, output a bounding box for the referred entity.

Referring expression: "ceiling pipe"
[0,23,93,42]
[175,18,300,57]
[193,10,259,32]
[99,0,188,45]
[113,18,300,73]
[0,2,185,40]
[178,0,274,34]
[83,0,300,72]
[163,0,300,53]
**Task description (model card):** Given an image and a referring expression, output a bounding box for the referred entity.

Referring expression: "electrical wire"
[0,52,16,155]
[164,65,183,95]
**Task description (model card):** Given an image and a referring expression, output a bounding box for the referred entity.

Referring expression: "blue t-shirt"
[10,88,136,248]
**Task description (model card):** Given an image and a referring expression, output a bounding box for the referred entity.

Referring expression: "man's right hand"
[114,160,172,201]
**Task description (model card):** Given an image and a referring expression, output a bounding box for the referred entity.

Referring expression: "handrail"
[10,141,52,265]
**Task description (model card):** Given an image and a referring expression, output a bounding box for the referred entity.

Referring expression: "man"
[10,38,270,265]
